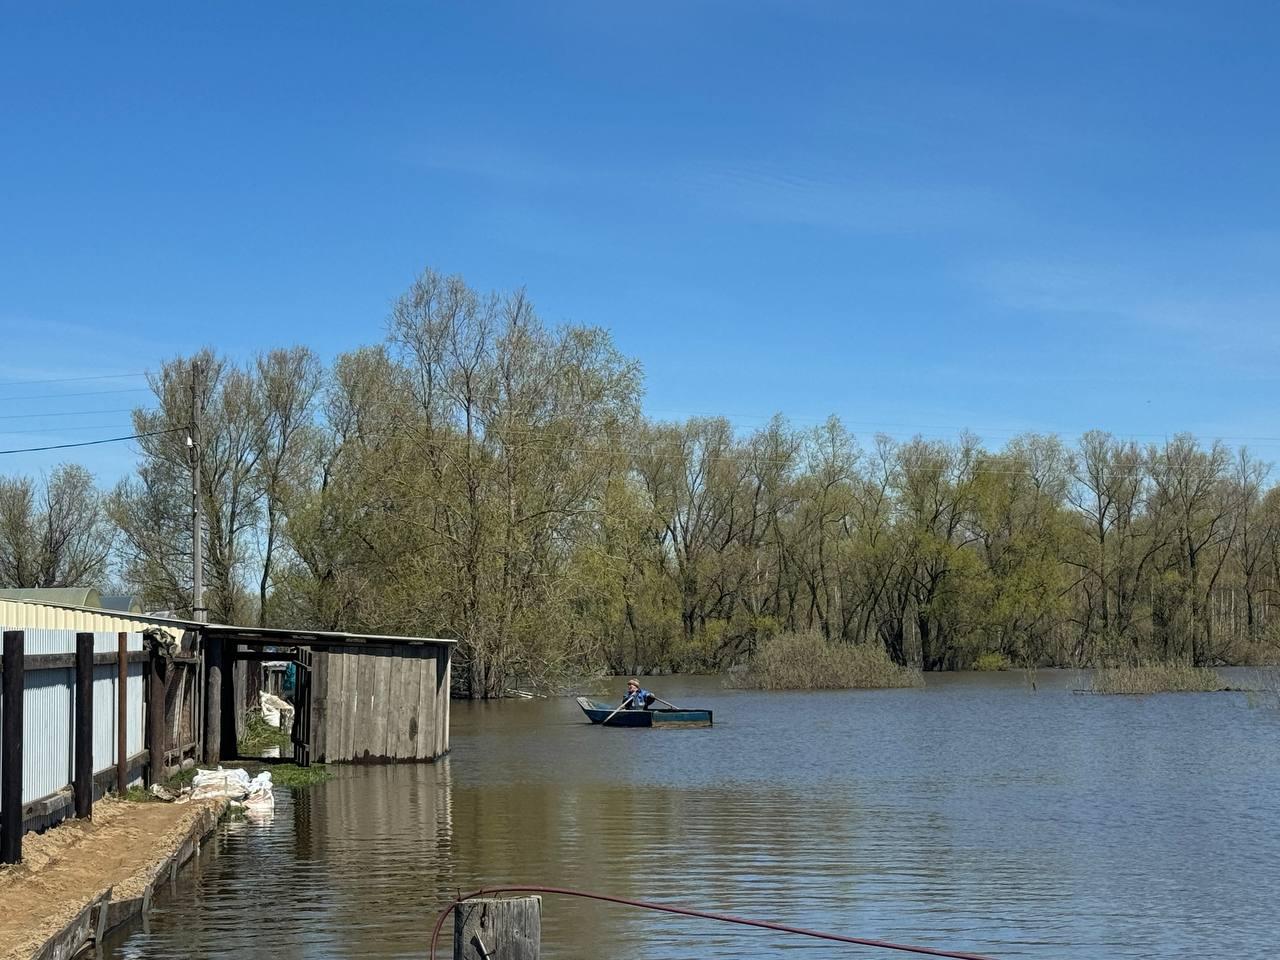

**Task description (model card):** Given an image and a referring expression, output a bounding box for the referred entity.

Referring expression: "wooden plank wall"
[312,643,451,763]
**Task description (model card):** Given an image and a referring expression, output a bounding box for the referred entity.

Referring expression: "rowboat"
[575,697,713,728]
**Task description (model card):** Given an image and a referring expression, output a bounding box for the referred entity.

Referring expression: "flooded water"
[105,671,1280,959]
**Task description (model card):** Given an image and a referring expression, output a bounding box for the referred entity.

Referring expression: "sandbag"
[244,771,274,811]
[191,766,252,800]
[260,692,295,730]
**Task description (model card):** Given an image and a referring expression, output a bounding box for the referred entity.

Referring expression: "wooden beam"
[163,740,200,761]
[454,897,541,960]
[147,642,168,785]
[117,632,129,796]
[203,630,222,764]
[1,631,23,864]
[74,633,94,819]
[0,650,145,674]
[219,638,238,760]
[233,649,305,663]
[424,649,437,760]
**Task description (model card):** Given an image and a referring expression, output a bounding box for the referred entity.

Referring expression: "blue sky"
[2,1,1278,481]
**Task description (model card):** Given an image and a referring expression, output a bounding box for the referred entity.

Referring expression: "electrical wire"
[429,885,1002,960]
[0,407,145,421]
[0,371,146,387]
[0,424,139,436]
[0,428,183,456]
[0,387,152,403]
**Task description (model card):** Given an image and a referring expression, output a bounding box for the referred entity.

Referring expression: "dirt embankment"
[0,798,222,960]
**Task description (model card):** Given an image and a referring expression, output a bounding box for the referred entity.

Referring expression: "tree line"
[2,268,1278,695]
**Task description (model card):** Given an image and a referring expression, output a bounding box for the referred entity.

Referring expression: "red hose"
[429,884,1001,959]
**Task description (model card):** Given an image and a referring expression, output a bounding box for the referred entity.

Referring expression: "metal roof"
[0,596,455,648]
[200,621,455,648]
[0,586,102,607]
[99,593,143,614]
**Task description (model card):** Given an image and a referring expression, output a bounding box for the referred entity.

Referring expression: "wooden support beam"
[454,897,541,960]
[219,638,238,761]
[147,641,168,785]
[74,633,94,820]
[0,651,145,674]
[117,632,129,796]
[231,648,314,668]
[203,630,222,764]
[2,631,23,864]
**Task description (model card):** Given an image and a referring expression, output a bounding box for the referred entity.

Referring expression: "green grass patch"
[120,758,332,804]
[233,759,333,787]
[239,711,291,755]
[270,764,332,787]
[1089,663,1227,694]
[167,766,198,787]
[729,632,923,690]
[121,765,200,801]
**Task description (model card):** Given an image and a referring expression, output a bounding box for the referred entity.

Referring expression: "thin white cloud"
[970,242,1280,373]
[688,162,1010,235]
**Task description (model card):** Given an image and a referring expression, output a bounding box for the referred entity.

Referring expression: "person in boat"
[621,677,655,710]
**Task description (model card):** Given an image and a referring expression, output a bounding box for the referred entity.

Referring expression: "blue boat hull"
[575,697,712,727]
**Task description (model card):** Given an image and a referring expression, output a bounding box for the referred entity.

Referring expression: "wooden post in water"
[454,896,541,960]
[1,631,24,864]
[74,632,95,819]
[117,632,129,795]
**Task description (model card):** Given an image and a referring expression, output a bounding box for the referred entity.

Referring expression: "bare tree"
[0,465,113,588]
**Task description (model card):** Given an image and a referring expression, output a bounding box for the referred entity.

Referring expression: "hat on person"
[627,678,640,687]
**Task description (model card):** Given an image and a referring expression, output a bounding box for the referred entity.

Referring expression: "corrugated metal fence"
[0,628,144,805]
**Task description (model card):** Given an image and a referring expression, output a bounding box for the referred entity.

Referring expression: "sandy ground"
[0,798,221,960]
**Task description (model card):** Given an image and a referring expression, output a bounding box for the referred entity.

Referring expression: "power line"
[0,407,147,421]
[0,371,147,388]
[0,428,182,456]
[0,387,152,403]
[0,423,139,436]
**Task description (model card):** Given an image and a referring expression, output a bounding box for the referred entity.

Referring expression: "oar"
[650,695,684,710]
[601,695,635,726]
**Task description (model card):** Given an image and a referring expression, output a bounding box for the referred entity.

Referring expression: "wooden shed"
[202,624,454,764]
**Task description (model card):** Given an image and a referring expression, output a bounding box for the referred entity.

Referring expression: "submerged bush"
[730,632,923,690]
[1089,663,1225,694]
[972,652,1011,671]
[1222,639,1280,667]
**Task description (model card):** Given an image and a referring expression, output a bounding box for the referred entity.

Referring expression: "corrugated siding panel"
[0,627,145,804]
[0,598,175,636]
[23,666,74,803]
[91,632,144,778]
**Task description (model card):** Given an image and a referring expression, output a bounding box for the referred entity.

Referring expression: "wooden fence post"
[220,639,238,761]
[117,632,129,795]
[74,632,94,820]
[1,631,23,864]
[203,631,222,764]
[454,896,541,960]
[147,638,168,786]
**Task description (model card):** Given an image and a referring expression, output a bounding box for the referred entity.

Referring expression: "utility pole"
[189,360,206,624]
[192,358,221,763]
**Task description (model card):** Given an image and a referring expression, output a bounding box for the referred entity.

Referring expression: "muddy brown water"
[103,670,1280,959]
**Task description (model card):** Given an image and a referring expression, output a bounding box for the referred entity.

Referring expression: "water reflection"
[106,670,1280,959]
